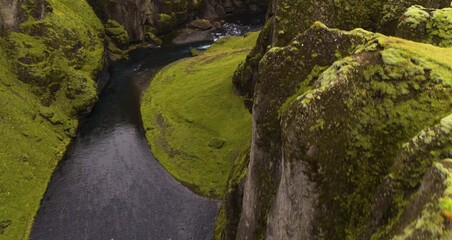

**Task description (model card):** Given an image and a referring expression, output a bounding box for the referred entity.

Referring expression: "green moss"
[427,7,452,47]
[391,202,445,240]
[388,160,452,239]
[145,29,162,46]
[159,13,172,23]
[439,197,452,212]
[141,32,259,198]
[400,5,430,28]
[156,13,176,31]
[0,0,104,238]
[279,65,328,115]
[105,19,129,48]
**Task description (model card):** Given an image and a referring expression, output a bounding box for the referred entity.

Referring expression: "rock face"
[0,0,25,31]
[264,24,452,239]
[0,0,50,32]
[88,0,269,43]
[219,0,452,239]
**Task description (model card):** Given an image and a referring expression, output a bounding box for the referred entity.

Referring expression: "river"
[29,43,220,240]
[29,14,265,239]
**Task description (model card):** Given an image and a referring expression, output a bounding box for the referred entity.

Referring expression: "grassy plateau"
[141,32,259,198]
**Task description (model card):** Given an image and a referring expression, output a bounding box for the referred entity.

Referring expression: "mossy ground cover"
[0,50,71,239]
[141,32,259,198]
[0,0,104,239]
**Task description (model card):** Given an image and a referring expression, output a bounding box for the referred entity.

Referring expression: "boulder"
[188,19,213,30]
[396,5,452,47]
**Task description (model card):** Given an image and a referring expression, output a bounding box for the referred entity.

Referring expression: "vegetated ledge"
[0,0,105,239]
[140,32,260,199]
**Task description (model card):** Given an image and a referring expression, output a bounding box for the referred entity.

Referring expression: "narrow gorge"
[0,0,451,240]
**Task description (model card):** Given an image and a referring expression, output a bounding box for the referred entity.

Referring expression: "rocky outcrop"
[234,0,451,107]
[87,0,269,43]
[396,5,452,47]
[379,0,451,34]
[221,0,452,239]
[264,24,452,239]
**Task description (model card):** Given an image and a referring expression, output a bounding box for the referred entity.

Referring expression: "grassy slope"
[141,32,259,198]
[0,1,103,239]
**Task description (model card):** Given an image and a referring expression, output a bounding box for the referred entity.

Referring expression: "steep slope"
[0,0,104,238]
[216,1,452,239]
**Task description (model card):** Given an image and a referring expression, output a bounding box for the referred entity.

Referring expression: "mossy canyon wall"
[0,0,268,238]
[216,0,452,239]
[0,0,105,238]
[1,0,452,239]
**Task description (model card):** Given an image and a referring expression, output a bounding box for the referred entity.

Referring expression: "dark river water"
[29,42,220,240]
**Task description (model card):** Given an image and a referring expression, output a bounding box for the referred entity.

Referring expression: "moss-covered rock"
[188,19,213,30]
[145,27,162,45]
[230,1,452,238]
[271,32,452,238]
[234,0,451,108]
[235,23,377,239]
[379,0,451,34]
[229,21,452,239]
[105,19,129,49]
[7,0,105,116]
[397,5,452,47]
